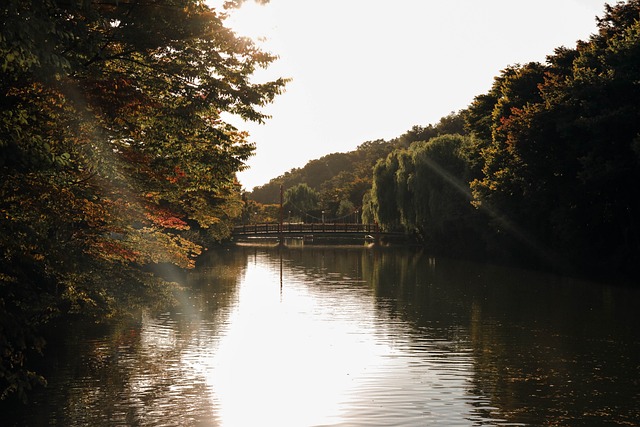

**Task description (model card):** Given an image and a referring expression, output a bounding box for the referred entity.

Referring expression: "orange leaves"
[91,240,142,264]
[144,204,189,230]
[82,76,152,118]
[166,166,187,184]
[88,228,202,270]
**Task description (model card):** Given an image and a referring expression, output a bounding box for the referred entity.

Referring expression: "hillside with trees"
[249,1,640,279]
[247,112,466,220]
[365,1,640,277]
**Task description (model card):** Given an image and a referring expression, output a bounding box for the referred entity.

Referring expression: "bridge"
[232,222,405,242]
[233,185,407,244]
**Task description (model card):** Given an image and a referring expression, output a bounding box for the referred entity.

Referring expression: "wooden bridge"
[232,222,404,241]
[233,187,407,243]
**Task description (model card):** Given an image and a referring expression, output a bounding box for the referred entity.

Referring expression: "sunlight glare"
[205,256,390,427]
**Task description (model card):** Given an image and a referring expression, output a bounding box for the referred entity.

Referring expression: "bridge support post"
[278,184,285,247]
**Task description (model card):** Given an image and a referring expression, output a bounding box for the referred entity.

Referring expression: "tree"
[464,0,640,272]
[370,153,402,231]
[0,0,286,400]
[283,183,320,219]
[410,135,474,246]
[367,134,486,254]
[393,150,416,231]
[336,199,356,221]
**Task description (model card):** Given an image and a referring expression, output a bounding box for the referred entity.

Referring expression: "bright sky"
[214,0,607,190]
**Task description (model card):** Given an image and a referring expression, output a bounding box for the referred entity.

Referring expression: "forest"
[1,0,639,403]
[248,1,640,279]
[0,0,286,401]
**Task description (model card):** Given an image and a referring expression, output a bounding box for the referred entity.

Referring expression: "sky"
[214,0,608,190]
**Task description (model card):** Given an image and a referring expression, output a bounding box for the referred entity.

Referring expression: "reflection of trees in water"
[363,248,640,425]
[253,244,369,287]
[464,267,640,425]
[187,248,249,320]
[4,248,250,426]
[5,246,638,426]
[363,248,473,335]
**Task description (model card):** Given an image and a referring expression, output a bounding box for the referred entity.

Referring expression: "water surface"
[5,245,640,426]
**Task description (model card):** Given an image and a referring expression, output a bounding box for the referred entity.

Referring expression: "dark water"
[4,244,640,426]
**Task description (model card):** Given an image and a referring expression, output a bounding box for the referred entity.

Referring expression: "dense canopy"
[249,1,640,278]
[366,0,640,274]
[0,0,286,400]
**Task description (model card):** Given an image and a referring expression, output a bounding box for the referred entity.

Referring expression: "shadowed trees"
[367,135,485,255]
[466,0,640,271]
[0,0,286,400]
[368,1,640,274]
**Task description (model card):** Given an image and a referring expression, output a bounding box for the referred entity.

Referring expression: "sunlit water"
[4,245,640,426]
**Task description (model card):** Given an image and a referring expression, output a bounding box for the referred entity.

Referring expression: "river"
[4,243,640,426]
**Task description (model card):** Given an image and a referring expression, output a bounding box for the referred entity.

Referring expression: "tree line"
[367,1,640,275]
[0,0,286,401]
[246,112,466,222]
[249,1,640,279]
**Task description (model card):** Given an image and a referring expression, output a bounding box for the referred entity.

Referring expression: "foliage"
[409,136,475,246]
[0,0,285,400]
[370,151,402,231]
[283,183,320,217]
[466,0,640,271]
[248,111,468,222]
[366,1,640,274]
[368,135,486,253]
[336,199,356,221]
[394,112,467,149]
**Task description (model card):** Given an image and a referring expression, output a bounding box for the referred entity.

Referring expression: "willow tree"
[370,152,402,231]
[0,0,286,400]
[367,134,487,253]
[284,183,320,217]
[409,135,478,252]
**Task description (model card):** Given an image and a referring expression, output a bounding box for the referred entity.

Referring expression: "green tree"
[465,1,640,271]
[336,199,356,221]
[283,183,320,219]
[367,134,486,253]
[409,135,479,253]
[361,190,376,225]
[395,111,467,149]
[394,150,415,231]
[0,0,286,400]
[370,152,402,231]
[538,1,640,270]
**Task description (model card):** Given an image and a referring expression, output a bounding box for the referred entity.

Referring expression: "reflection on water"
[4,245,640,426]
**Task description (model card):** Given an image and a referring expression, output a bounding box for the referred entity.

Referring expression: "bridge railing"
[232,222,380,236]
